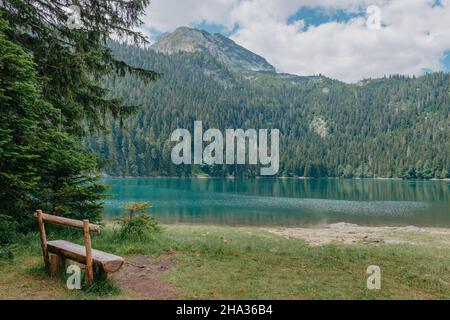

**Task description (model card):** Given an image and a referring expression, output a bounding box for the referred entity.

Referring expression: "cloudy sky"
[141,0,450,83]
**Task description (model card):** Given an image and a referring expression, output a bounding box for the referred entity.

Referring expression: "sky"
[141,0,450,83]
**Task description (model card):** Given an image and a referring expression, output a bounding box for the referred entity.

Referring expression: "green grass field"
[1,224,449,299]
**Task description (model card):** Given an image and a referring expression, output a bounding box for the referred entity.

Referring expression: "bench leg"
[36,210,50,272]
[49,254,63,277]
[83,220,94,284]
[95,266,108,281]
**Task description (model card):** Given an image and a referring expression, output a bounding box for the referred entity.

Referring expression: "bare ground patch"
[268,222,450,247]
[111,253,180,299]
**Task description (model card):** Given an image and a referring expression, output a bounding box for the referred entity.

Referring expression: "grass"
[1,224,449,299]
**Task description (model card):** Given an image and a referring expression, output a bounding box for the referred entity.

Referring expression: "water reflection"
[103,178,450,227]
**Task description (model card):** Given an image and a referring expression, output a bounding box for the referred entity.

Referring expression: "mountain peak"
[151,27,275,72]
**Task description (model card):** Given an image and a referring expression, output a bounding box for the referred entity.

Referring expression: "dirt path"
[269,222,450,247]
[111,253,180,299]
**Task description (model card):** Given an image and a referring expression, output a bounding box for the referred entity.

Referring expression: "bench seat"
[47,240,124,273]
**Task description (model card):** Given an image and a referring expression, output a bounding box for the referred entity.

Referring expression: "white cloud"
[143,0,239,32]
[143,0,450,82]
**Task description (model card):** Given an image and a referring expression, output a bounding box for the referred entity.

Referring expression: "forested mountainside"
[85,28,450,178]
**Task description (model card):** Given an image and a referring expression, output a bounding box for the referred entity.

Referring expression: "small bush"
[119,214,161,242]
[116,202,161,242]
[0,214,18,245]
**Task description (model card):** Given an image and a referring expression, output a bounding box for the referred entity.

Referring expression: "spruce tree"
[1,0,158,134]
[0,1,157,229]
[0,17,108,229]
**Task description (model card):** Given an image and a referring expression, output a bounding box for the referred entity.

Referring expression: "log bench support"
[49,253,63,276]
[35,210,124,285]
[83,219,94,283]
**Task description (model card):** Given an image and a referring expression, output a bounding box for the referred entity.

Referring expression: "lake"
[103,178,450,227]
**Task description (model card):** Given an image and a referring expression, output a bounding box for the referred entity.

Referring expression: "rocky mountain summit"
[151,27,275,72]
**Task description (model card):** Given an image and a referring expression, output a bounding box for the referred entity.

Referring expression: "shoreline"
[131,222,450,247]
[106,220,450,230]
[105,221,450,247]
[267,222,450,247]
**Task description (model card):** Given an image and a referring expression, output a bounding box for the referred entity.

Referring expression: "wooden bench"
[34,210,124,283]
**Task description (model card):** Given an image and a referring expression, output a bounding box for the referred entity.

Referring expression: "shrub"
[119,214,161,242]
[117,202,161,242]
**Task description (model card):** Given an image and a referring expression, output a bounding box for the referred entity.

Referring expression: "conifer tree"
[0,1,157,229]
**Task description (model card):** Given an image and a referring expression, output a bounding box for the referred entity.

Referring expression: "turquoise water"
[103,178,450,227]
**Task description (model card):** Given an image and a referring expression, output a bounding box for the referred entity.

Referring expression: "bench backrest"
[34,210,101,232]
[34,210,101,283]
